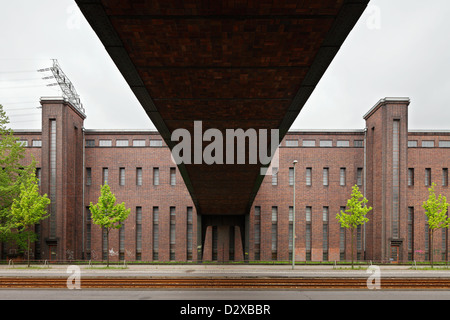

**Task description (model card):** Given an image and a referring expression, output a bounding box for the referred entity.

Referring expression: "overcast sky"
[1,0,449,131]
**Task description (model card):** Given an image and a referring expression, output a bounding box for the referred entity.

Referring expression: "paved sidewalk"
[1,264,450,279]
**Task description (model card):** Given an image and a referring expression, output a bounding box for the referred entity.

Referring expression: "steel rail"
[1,278,450,289]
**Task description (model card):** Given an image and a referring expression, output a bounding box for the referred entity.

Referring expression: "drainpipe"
[82,127,85,260]
[363,127,367,260]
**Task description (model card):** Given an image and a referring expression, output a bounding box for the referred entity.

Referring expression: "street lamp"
[292,160,298,270]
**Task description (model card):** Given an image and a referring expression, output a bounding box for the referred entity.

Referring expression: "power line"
[0,84,54,89]
[7,113,41,117]
[0,77,44,82]
[0,70,39,74]
[3,107,40,112]
[0,101,37,105]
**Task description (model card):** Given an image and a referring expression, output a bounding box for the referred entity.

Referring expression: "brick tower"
[39,97,86,261]
[364,98,410,262]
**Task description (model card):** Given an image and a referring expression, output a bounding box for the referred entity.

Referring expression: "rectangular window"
[356,168,363,186]
[86,223,91,253]
[305,224,311,260]
[306,206,312,222]
[32,140,42,147]
[392,120,400,239]
[16,140,28,147]
[254,206,261,260]
[133,139,146,147]
[150,140,163,147]
[408,168,414,186]
[48,118,58,237]
[443,229,447,261]
[422,140,435,148]
[119,225,125,260]
[340,226,346,259]
[85,139,95,147]
[170,207,176,261]
[272,168,278,186]
[136,168,142,186]
[323,168,329,186]
[302,140,316,147]
[443,168,449,187]
[323,224,328,261]
[86,168,92,186]
[102,168,109,185]
[86,206,91,221]
[170,167,176,186]
[187,207,193,260]
[288,206,294,222]
[99,139,112,147]
[153,207,159,260]
[36,168,41,186]
[408,140,418,148]
[439,141,450,148]
[425,168,432,186]
[102,228,108,260]
[271,206,278,223]
[136,206,142,224]
[337,140,350,147]
[354,140,364,148]
[408,207,414,255]
[153,167,159,186]
[116,139,129,147]
[271,207,278,260]
[286,139,298,147]
[322,206,329,222]
[340,168,346,186]
[289,207,294,257]
[319,140,332,147]
[119,167,125,186]
[306,168,312,186]
[289,167,294,186]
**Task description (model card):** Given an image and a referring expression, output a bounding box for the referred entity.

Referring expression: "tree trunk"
[430,229,434,268]
[107,229,110,268]
[27,233,30,268]
[351,228,354,269]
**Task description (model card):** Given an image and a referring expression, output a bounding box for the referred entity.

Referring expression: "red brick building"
[8,96,450,263]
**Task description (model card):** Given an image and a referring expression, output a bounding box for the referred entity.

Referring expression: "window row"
[408,140,450,148]
[85,167,177,186]
[85,139,163,147]
[86,206,194,261]
[16,139,41,147]
[254,206,359,261]
[408,168,449,187]
[284,139,364,148]
[273,167,363,187]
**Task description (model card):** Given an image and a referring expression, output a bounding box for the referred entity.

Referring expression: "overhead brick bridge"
[76,0,369,261]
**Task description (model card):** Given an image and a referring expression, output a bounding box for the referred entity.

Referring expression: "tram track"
[1,277,450,289]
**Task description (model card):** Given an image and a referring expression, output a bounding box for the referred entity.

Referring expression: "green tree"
[336,185,372,269]
[10,173,51,267]
[0,104,37,241]
[422,182,449,268]
[89,184,130,267]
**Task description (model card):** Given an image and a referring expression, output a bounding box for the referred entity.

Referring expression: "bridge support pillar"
[201,215,245,262]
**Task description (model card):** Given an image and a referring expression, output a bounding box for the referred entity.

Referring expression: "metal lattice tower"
[38,59,85,114]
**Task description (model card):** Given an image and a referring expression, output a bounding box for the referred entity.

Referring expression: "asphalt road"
[1,289,449,300]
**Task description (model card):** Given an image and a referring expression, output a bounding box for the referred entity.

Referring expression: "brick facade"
[7,97,450,263]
